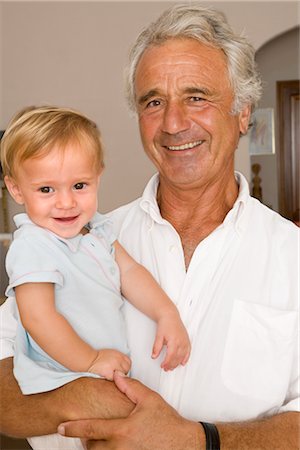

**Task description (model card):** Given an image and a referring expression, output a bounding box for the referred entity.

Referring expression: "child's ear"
[4,176,25,205]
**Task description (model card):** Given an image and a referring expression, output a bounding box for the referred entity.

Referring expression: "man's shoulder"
[252,198,297,227]
[249,198,299,244]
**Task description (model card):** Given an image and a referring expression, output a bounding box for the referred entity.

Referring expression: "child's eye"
[39,186,54,193]
[73,182,86,190]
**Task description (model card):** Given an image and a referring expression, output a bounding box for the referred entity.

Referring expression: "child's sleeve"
[5,236,64,297]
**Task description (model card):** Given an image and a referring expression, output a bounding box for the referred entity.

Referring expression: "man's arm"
[217,413,299,449]
[59,372,300,450]
[0,358,134,438]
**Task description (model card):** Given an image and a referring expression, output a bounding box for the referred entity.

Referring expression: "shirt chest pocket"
[221,300,297,405]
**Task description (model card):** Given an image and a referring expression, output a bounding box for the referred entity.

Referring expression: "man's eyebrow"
[137,86,213,105]
[137,90,160,106]
[184,86,212,96]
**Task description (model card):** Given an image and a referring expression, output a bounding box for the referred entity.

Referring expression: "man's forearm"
[58,374,300,450]
[0,357,134,438]
[217,411,300,450]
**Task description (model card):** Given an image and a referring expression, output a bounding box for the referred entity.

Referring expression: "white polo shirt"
[0,172,299,450]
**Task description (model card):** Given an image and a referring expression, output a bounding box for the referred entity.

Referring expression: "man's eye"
[39,186,53,193]
[190,96,204,102]
[146,99,161,108]
[73,182,86,190]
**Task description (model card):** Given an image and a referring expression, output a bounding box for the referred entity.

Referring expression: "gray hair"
[125,3,262,114]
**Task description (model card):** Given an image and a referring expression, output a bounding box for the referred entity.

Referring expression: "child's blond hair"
[0,105,105,179]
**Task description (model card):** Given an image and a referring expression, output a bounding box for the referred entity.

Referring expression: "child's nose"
[56,191,76,209]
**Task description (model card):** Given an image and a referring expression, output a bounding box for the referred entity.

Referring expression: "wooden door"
[277,80,300,222]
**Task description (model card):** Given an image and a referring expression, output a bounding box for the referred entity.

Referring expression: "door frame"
[276,79,299,220]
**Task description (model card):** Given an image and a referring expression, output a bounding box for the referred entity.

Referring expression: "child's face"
[6,142,101,238]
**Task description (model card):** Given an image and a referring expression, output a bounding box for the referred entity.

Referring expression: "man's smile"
[165,140,204,151]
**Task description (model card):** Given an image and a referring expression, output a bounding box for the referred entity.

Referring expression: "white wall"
[1,1,299,219]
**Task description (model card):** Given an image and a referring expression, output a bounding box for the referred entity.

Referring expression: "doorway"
[277,80,300,222]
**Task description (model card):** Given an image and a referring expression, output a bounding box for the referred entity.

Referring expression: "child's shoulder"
[13,213,51,241]
[11,214,57,256]
[88,212,117,245]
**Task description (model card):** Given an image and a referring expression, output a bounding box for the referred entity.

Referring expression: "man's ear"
[4,176,25,205]
[239,104,252,135]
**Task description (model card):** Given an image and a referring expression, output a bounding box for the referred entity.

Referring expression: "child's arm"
[114,241,191,371]
[15,283,131,380]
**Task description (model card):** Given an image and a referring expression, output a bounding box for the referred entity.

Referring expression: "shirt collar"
[139,171,251,232]
[13,212,109,253]
[14,213,32,229]
[58,212,110,251]
[223,172,250,233]
[140,173,166,224]
[87,212,111,231]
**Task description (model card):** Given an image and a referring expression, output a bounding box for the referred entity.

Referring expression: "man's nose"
[55,191,76,209]
[161,102,189,135]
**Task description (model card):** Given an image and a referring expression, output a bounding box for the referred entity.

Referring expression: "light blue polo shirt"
[5,212,129,394]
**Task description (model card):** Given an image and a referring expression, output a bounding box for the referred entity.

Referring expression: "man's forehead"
[134,38,230,96]
[135,37,227,76]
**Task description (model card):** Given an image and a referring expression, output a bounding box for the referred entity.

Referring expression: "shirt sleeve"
[0,297,17,359]
[5,234,64,297]
[278,343,300,413]
[101,219,117,245]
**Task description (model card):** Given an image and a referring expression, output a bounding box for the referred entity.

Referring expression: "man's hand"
[0,358,134,438]
[58,371,300,450]
[58,371,204,450]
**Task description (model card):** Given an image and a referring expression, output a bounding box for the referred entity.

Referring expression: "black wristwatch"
[199,422,220,450]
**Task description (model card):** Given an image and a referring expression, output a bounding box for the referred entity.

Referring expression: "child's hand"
[151,312,191,371]
[88,349,131,380]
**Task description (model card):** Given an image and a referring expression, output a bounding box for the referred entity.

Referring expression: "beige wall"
[251,27,300,212]
[1,1,299,221]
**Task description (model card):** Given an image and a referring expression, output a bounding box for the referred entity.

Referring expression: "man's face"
[135,38,250,190]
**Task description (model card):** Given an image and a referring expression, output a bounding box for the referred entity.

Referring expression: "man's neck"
[157,173,239,268]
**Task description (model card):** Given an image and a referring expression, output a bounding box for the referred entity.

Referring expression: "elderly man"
[0,4,298,450]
